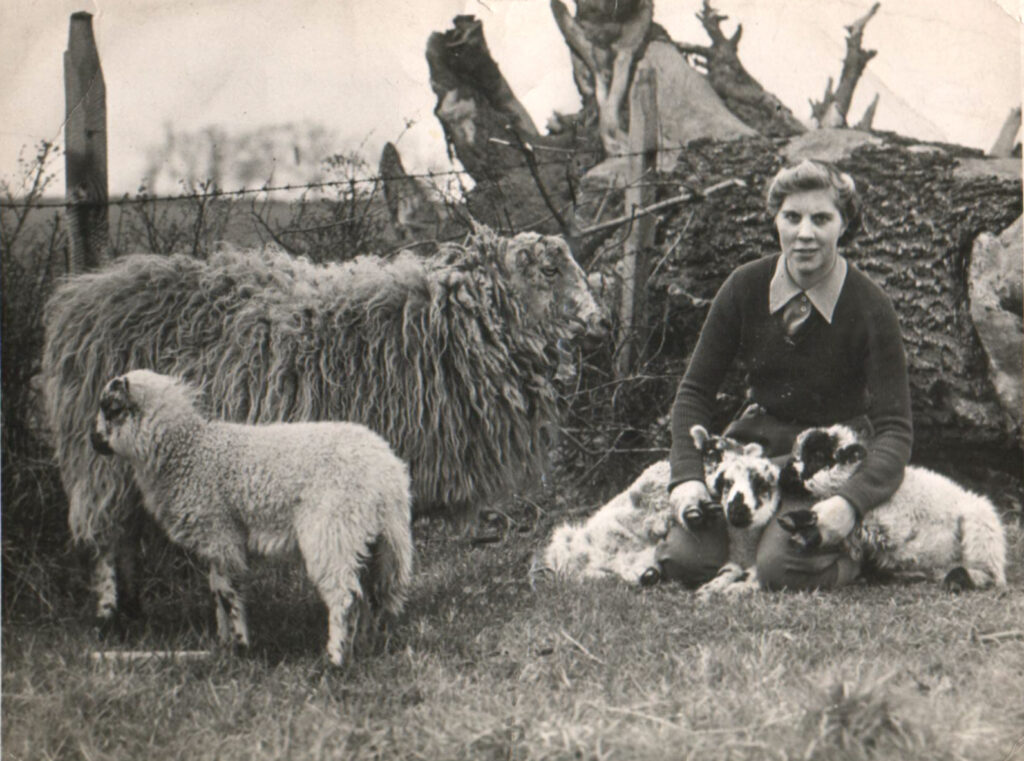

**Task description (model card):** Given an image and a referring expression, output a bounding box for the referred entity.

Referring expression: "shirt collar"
[768,255,848,324]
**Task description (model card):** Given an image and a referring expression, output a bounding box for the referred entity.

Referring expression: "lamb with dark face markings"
[690,425,782,600]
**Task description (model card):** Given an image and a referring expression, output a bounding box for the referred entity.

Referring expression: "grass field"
[3,505,1023,761]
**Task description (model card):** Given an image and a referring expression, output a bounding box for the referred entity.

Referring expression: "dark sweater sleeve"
[835,288,913,515]
[668,271,743,491]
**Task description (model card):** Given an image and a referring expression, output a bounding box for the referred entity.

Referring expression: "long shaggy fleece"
[43,228,596,547]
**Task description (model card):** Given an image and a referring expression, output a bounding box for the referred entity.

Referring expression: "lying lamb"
[533,461,670,586]
[534,426,781,590]
[91,370,414,665]
[779,424,1007,590]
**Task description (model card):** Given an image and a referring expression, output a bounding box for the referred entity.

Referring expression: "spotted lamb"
[779,424,1007,590]
[688,425,782,599]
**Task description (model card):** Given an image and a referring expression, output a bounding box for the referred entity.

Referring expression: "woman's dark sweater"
[669,254,913,515]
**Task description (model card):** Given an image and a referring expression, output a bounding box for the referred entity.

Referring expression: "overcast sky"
[2,0,1020,194]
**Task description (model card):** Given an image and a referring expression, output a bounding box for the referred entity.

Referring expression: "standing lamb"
[780,424,1007,590]
[91,369,413,666]
[42,226,606,628]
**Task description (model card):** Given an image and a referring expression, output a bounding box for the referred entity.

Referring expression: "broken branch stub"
[551,0,654,155]
[811,2,880,128]
[426,15,541,181]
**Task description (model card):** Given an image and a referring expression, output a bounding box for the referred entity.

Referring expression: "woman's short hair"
[765,159,863,245]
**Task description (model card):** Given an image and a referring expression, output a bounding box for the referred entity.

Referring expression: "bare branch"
[811,3,881,127]
[988,107,1022,157]
[854,93,880,131]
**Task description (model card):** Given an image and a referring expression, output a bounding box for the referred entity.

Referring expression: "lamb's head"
[689,424,757,479]
[497,230,609,345]
[707,451,781,530]
[790,424,867,498]
[91,370,200,459]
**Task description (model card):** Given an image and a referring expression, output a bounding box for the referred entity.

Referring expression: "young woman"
[657,159,913,590]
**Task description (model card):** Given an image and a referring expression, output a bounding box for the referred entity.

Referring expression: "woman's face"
[775,189,846,287]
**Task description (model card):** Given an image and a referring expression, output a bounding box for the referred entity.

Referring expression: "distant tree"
[142,122,339,193]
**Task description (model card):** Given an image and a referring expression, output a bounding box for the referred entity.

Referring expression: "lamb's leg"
[112,507,145,621]
[371,520,413,619]
[300,542,364,666]
[945,508,1008,591]
[208,563,250,651]
[721,567,762,597]
[696,562,746,601]
[92,496,146,638]
[92,550,119,632]
[319,584,361,667]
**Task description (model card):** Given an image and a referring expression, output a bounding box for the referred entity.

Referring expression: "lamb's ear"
[835,443,867,465]
[690,424,711,450]
[741,442,764,457]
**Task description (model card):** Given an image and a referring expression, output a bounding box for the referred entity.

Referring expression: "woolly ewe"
[43,227,605,628]
[91,370,413,665]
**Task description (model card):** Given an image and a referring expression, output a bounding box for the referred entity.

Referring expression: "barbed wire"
[0,141,706,211]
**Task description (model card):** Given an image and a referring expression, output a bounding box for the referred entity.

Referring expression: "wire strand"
[0,142,704,211]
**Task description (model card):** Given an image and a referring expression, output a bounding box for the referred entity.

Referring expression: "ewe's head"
[790,424,867,498]
[707,451,780,530]
[497,231,609,344]
[91,370,201,459]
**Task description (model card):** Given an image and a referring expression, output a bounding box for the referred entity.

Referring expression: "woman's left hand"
[778,496,857,550]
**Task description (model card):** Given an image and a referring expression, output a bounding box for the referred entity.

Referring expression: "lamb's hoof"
[682,504,707,530]
[943,567,975,593]
[777,510,822,551]
[639,566,661,587]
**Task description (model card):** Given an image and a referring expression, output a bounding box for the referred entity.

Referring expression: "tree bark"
[854,93,880,131]
[810,3,880,128]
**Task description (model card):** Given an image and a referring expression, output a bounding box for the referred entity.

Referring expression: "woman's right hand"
[669,480,713,529]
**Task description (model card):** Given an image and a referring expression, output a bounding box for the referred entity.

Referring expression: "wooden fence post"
[64,11,109,272]
[615,68,658,377]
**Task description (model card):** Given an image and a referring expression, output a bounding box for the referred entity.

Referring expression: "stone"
[969,216,1023,430]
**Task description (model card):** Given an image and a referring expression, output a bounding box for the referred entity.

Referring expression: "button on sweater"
[669,254,913,516]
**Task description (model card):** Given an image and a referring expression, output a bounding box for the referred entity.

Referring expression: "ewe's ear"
[836,443,867,465]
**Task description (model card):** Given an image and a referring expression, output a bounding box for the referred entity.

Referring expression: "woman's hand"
[669,480,714,529]
[777,495,857,550]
